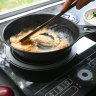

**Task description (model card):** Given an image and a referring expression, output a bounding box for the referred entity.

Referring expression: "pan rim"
[2,14,79,54]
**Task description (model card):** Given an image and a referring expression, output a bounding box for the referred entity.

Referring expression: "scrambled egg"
[10,28,70,52]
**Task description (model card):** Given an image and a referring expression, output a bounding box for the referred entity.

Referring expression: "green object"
[93,12,96,17]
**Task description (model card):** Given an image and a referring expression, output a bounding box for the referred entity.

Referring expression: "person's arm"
[60,0,94,13]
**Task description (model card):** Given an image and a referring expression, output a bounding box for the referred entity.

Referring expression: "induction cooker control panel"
[45,78,79,96]
[43,45,96,96]
[62,45,96,96]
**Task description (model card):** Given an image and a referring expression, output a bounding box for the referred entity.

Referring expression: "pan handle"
[78,25,96,38]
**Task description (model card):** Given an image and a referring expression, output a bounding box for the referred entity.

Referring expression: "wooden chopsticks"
[19,0,78,42]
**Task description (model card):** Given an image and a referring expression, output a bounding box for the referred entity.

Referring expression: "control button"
[77,69,93,81]
[60,86,79,96]
[82,72,88,77]
[88,59,96,67]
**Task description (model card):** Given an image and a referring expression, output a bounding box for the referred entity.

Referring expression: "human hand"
[60,0,94,13]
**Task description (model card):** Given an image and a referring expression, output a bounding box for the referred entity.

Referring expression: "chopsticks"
[19,0,77,42]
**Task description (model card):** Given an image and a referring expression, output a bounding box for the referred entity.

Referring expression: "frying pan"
[2,14,96,62]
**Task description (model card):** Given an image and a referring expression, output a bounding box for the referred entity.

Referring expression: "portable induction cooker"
[0,37,96,96]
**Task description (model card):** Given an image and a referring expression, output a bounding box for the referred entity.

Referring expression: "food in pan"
[10,28,70,52]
